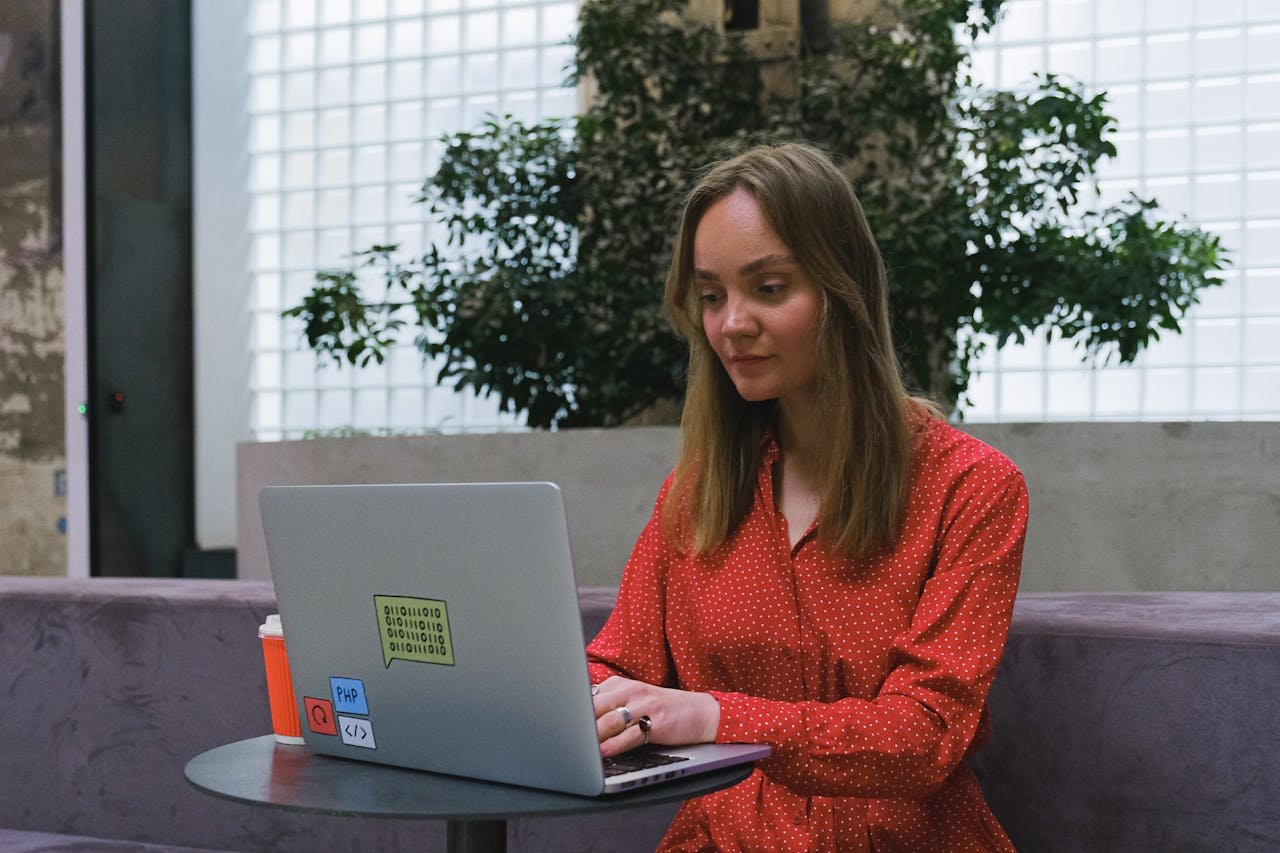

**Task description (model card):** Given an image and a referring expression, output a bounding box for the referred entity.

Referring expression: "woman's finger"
[599,717,649,758]
[590,674,630,716]
[595,702,641,742]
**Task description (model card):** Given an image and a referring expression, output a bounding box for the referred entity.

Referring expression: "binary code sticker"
[374,595,455,667]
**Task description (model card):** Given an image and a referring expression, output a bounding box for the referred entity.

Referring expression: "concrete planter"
[237,422,1280,591]
[237,427,679,587]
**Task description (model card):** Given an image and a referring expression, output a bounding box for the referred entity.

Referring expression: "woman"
[587,143,1028,851]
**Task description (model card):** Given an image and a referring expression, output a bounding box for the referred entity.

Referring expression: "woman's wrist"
[700,691,721,743]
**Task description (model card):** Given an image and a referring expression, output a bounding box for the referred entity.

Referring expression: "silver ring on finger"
[614,706,633,726]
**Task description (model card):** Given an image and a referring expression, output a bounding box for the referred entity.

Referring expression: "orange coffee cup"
[259,614,305,744]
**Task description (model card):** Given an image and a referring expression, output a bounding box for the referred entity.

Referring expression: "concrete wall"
[0,2,65,576]
[237,427,680,586]
[238,422,1279,591]
[971,422,1278,591]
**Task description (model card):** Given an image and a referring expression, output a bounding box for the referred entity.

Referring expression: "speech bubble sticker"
[374,595,455,668]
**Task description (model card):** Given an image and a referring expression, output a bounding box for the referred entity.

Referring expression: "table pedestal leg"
[447,818,507,853]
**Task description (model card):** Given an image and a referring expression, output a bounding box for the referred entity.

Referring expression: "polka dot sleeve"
[586,476,678,688]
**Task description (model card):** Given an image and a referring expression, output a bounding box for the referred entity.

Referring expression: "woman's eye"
[759,282,785,296]
[700,291,722,305]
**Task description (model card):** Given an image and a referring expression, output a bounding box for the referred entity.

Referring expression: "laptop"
[260,482,770,796]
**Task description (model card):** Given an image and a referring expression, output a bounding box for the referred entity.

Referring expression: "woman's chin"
[730,384,777,404]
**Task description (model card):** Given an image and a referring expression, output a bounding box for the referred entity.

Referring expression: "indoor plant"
[286,0,1225,427]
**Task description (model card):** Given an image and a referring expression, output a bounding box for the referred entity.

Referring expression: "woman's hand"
[591,675,720,757]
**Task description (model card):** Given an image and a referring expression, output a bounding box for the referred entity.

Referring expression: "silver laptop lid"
[261,482,609,796]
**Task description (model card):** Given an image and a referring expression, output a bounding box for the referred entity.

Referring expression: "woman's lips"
[728,354,772,371]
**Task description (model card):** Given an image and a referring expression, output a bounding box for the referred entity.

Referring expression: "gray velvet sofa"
[2,578,1278,851]
[0,579,669,853]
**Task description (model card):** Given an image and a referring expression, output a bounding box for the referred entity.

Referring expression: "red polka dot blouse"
[588,417,1029,851]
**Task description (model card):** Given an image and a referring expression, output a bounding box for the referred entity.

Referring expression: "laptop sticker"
[330,676,370,715]
[305,696,338,735]
[338,715,376,749]
[374,594,455,667]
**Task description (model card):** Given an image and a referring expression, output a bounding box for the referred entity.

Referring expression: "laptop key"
[602,748,691,777]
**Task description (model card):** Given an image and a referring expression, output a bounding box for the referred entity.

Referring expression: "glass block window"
[245,0,578,440]
[961,0,1280,421]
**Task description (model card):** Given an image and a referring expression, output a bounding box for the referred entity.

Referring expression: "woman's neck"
[774,394,824,545]
[775,394,822,474]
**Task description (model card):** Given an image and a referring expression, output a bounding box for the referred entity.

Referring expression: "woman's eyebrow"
[693,253,798,281]
[739,253,798,276]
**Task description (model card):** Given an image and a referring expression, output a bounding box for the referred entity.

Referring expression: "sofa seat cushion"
[974,592,1280,852]
[0,828,234,852]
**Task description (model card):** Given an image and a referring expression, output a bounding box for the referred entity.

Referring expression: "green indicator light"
[77,404,88,415]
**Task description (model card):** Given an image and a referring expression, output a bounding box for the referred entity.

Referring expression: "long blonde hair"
[661,143,926,557]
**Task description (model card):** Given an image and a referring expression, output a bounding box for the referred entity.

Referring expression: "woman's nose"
[721,295,757,337]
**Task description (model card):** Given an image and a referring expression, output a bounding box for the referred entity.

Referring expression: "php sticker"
[330,677,369,715]
[374,594,455,667]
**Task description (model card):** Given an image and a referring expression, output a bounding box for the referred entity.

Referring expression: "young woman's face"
[695,188,823,407]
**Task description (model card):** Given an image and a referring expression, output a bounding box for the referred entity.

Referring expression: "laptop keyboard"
[601,748,691,778]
